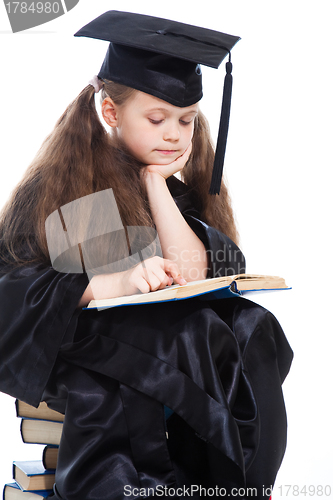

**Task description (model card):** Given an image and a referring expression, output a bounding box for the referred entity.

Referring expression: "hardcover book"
[42,446,59,471]
[13,461,55,492]
[16,401,64,423]
[86,273,290,309]
[20,419,63,446]
[3,483,52,499]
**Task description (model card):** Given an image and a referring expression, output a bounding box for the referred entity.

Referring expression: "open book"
[86,274,290,310]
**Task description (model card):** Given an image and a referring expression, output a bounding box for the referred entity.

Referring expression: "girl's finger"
[143,268,166,292]
[156,271,172,290]
[173,142,192,169]
[149,267,171,291]
[134,276,151,295]
[166,273,174,286]
[173,274,187,286]
[163,260,187,285]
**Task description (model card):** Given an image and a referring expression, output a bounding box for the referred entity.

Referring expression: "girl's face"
[103,91,199,165]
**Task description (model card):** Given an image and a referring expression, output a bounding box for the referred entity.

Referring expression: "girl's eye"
[149,119,163,125]
[180,120,191,126]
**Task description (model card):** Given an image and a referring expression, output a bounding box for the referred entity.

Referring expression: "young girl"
[0,11,293,500]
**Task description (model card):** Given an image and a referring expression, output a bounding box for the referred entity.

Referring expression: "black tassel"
[209,56,233,195]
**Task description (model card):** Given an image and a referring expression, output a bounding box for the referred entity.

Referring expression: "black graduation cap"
[75,11,240,194]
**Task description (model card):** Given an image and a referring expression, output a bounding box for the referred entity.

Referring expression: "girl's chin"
[137,151,182,166]
[149,152,181,165]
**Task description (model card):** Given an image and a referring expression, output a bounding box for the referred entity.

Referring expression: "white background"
[0,0,332,497]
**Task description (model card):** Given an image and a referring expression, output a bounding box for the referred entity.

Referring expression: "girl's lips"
[156,150,178,155]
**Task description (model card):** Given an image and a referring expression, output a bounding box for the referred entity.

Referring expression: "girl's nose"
[163,123,180,142]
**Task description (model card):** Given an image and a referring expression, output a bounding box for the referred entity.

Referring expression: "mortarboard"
[75,11,240,194]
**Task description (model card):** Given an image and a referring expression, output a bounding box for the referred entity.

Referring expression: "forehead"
[129,91,199,114]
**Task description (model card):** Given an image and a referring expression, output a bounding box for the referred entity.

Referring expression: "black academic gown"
[0,177,293,500]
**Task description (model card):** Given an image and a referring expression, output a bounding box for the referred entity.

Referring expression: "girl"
[0,11,292,500]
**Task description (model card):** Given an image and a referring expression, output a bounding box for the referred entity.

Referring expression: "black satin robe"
[0,176,293,499]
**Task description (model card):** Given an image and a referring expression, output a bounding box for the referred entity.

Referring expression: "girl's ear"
[101,97,118,128]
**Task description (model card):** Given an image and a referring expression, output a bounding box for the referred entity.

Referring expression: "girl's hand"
[122,256,187,296]
[143,142,192,180]
[78,257,187,307]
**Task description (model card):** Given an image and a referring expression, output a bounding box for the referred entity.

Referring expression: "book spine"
[15,398,19,418]
[42,445,48,470]
[42,445,59,471]
[20,418,25,444]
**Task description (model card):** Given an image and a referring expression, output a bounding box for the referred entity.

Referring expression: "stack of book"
[2,400,64,499]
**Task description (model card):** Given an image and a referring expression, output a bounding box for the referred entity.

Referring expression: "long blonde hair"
[0,81,239,269]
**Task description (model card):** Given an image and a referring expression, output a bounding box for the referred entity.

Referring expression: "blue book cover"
[13,461,55,492]
[3,482,52,499]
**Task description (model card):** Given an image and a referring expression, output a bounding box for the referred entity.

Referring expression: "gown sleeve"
[0,263,88,406]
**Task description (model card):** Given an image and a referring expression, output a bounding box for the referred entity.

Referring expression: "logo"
[45,189,162,310]
[3,0,80,33]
